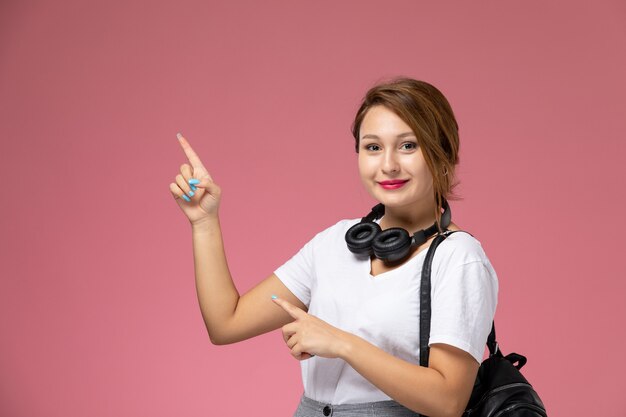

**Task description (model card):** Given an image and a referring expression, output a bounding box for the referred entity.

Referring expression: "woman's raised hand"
[170,133,222,225]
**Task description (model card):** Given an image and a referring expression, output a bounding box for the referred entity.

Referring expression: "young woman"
[169,77,498,417]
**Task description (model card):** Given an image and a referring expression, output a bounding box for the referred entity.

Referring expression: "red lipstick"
[378,179,409,190]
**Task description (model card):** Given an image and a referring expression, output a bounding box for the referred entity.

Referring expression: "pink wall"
[1,1,625,416]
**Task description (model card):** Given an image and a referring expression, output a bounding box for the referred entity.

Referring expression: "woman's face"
[357,105,434,209]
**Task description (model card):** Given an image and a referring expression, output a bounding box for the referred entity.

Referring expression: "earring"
[442,167,449,176]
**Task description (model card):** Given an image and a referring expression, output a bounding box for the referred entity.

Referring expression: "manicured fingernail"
[190,184,197,191]
[188,190,195,197]
[182,194,190,202]
[177,133,183,140]
[189,178,200,185]
[271,295,278,300]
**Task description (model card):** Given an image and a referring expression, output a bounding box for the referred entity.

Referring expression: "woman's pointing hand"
[272,296,352,361]
[169,133,222,225]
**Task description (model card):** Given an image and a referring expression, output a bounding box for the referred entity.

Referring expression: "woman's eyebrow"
[361,132,416,140]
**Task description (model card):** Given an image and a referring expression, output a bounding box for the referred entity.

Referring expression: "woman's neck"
[378,201,438,233]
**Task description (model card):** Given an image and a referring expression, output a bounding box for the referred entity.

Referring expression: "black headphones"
[345,199,452,263]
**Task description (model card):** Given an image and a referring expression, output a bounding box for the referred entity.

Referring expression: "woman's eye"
[401,142,417,150]
[365,144,380,151]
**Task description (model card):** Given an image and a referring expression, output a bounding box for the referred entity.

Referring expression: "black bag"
[418,231,547,417]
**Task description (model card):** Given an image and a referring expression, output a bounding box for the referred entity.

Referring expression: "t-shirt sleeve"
[428,260,499,364]
[273,235,317,308]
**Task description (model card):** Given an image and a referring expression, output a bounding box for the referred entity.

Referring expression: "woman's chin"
[375,196,411,207]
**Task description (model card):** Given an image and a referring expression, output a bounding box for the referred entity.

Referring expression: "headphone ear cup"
[372,227,412,262]
[345,222,382,256]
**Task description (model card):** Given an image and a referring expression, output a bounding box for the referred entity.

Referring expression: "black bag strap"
[419,230,499,367]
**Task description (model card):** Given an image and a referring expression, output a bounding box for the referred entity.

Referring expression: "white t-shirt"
[274,217,499,405]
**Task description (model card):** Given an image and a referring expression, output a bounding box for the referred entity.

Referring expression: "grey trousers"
[293,394,421,417]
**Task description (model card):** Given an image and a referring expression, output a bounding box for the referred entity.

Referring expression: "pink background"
[1,1,625,416]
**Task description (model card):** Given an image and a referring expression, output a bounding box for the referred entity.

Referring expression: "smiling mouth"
[378,180,409,190]
[378,180,409,185]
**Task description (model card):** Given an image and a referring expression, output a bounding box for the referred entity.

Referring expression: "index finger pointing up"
[177,133,206,170]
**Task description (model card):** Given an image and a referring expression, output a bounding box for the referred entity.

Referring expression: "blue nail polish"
[271,295,278,299]
[188,190,195,197]
[190,185,197,191]
[182,195,190,202]
[189,178,200,185]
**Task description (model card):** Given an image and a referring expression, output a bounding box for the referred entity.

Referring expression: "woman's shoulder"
[435,229,491,266]
[432,229,499,287]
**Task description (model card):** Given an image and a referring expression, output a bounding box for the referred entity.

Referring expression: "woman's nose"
[382,151,400,173]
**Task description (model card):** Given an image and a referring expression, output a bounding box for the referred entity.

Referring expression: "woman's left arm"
[341,333,478,417]
[272,296,479,417]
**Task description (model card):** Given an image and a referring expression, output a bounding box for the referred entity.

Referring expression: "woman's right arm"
[171,133,306,345]
[190,217,307,345]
